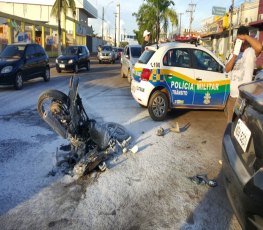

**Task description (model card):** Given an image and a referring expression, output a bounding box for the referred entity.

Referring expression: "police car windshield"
[138,50,155,64]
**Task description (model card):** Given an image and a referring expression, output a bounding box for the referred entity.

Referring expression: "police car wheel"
[148,91,168,121]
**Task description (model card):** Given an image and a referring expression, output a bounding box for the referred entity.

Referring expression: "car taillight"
[141,68,151,81]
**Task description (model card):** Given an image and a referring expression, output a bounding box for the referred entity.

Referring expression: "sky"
[88,0,246,37]
[1,0,246,36]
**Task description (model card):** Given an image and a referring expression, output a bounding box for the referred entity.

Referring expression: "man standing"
[225,26,262,122]
[141,30,151,53]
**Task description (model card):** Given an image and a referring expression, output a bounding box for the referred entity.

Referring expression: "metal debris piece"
[156,127,165,136]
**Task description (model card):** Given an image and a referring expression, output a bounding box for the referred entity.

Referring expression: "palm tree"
[133,0,177,44]
[51,0,76,55]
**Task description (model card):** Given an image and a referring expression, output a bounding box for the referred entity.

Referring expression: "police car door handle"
[168,74,173,78]
[196,77,202,81]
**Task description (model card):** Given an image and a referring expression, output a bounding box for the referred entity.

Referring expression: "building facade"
[201,0,261,66]
[0,0,97,56]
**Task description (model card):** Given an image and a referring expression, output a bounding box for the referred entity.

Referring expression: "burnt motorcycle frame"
[37,76,130,176]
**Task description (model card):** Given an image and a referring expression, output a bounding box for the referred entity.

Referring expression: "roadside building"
[201,0,260,65]
[0,0,97,56]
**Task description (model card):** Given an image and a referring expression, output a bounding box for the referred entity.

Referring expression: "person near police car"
[225,25,262,122]
[141,30,151,53]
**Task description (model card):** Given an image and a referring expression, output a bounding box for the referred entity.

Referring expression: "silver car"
[97,45,115,64]
[121,44,142,83]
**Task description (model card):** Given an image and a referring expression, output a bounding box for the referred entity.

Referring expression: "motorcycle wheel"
[37,89,69,118]
[104,122,130,142]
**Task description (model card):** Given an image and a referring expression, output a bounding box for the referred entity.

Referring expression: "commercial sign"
[212,6,226,16]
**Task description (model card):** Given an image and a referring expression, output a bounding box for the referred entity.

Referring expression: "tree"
[51,0,76,55]
[133,0,177,45]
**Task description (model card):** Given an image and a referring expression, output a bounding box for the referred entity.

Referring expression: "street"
[0,59,241,230]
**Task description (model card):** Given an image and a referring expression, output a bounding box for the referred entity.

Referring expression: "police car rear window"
[138,50,155,64]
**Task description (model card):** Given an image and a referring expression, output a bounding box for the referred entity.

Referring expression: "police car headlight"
[68,59,74,64]
[1,66,13,74]
[56,59,58,63]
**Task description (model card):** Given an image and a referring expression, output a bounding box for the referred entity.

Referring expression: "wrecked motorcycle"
[37,76,131,177]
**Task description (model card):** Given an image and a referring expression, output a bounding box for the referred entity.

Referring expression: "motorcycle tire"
[37,89,69,118]
[104,122,130,142]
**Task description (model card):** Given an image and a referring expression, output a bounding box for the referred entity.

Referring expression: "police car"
[131,42,230,121]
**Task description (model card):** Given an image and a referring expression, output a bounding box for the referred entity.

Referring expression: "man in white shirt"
[225,26,262,122]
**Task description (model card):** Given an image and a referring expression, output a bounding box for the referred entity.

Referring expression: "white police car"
[131,42,229,121]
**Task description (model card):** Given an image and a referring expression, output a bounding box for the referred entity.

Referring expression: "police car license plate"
[59,64,65,68]
[234,119,251,152]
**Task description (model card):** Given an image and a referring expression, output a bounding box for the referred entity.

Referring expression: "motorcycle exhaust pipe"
[43,111,67,139]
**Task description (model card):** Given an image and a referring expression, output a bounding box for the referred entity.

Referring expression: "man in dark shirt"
[141,30,151,53]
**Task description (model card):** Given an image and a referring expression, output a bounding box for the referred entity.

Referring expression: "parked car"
[97,45,115,64]
[113,47,118,60]
[117,47,124,60]
[121,44,142,83]
[131,42,227,121]
[222,79,263,230]
[0,43,50,90]
[56,45,90,73]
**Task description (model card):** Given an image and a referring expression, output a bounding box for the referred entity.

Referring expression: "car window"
[35,45,45,57]
[163,49,190,68]
[138,50,155,64]
[25,45,35,59]
[126,47,130,56]
[81,46,87,55]
[0,45,25,58]
[63,46,78,55]
[131,47,141,58]
[102,46,112,51]
[193,49,219,72]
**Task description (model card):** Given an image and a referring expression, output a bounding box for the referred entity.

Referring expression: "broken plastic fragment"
[130,145,138,154]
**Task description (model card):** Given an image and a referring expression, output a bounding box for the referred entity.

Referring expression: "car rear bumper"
[222,123,263,229]
[131,80,153,106]
[98,56,113,61]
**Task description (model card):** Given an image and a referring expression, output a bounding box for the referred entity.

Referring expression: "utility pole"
[186,1,196,36]
[102,7,104,42]
[114,12,117,47]
[116,3,120,47]
[179,13,183,36]
[57,0,61,55]
[229,0,235,51]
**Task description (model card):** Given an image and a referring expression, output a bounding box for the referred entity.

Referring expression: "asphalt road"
[0,60,241,229]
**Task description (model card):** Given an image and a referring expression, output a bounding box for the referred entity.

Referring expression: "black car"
[56,45,90,73]
[0,43,50,90]
[222,79,263,230]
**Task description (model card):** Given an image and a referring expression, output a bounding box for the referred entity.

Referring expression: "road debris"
[156,127,165,136]
[188,174,217,187]
[169,122,180,133]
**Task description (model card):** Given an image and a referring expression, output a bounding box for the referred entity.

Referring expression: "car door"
[34,45,46,76]
[162,48,195,106]
[23,44,37,80]
[123,46,130,76]
[191,49,229,107]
